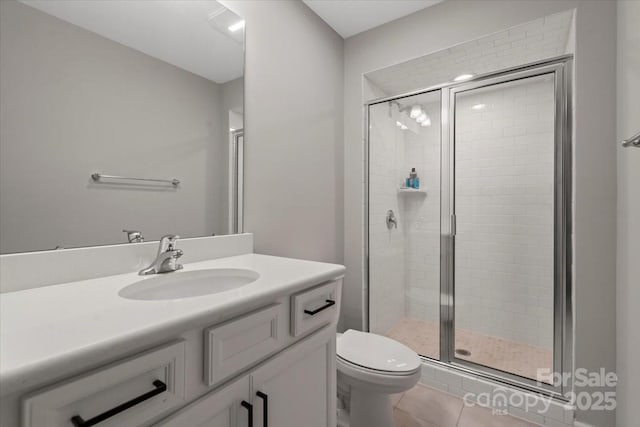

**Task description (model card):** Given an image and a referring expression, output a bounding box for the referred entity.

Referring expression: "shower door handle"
[451,214,456,237]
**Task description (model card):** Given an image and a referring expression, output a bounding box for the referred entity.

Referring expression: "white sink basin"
[119,268,260,300]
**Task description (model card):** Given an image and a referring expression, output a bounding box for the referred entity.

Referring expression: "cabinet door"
[250,328,336,427]
[155,376,250,427]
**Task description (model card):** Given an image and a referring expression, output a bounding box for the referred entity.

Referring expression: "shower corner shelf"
[398,187,427,195]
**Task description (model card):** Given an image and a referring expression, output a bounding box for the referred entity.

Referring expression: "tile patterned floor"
[392,384,540,427]
[386,318,553,383]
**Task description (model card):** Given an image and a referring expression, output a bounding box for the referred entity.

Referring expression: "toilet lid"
[337,330,420,373]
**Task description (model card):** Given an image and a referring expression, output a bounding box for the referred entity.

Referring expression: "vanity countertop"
[0,253,345,396]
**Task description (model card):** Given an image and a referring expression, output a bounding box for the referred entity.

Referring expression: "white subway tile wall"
[454,75,555,356]
[368,91,441,341]
[368,100,406,334]
[402,97,441,330]
[366,10,574,96]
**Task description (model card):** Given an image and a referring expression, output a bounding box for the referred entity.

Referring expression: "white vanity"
[0,235,345,427]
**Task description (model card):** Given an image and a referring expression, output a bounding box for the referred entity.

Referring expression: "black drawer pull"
[256,391,268,427]
[70,380,167,427]
[241,400,253,427]
[304,299,336,316]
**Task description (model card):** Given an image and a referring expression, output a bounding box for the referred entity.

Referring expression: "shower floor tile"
[386,318,553,383]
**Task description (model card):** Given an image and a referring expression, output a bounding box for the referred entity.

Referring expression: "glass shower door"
[450,70,565,385]
[367,90,441,360]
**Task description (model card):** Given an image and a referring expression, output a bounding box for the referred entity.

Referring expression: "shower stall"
[365,56,572,396]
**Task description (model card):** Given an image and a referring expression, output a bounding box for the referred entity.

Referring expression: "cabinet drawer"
[22,340,186,427]
[291,279,340,337]
[204,303,286,387]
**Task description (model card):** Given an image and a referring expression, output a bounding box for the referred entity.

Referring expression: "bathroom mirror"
[0,0,245,254]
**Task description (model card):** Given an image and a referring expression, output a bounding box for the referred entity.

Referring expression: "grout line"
[394,392,405,408]
[455,394,465,427]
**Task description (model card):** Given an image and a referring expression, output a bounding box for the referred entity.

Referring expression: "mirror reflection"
[0,0,244,254]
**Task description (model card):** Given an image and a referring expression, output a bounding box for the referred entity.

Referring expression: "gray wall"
[221,0,344,264]
[616,1,640,426]
[222,77,244,120]
[0,0,237,253]
[343,1,616,425]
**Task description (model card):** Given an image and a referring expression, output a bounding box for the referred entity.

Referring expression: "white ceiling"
[303,0,444,38]
[20,0,244,84]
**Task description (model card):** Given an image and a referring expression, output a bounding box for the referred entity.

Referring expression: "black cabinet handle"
[70,380,167,427]
[304,299,336,316]
[256,391,268,427]
[241,400,253,427]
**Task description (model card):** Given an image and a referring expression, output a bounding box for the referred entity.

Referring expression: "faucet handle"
[159,234,180,251]
[123,229,144,243]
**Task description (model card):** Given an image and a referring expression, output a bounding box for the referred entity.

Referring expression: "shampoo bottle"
[409,168,419,189]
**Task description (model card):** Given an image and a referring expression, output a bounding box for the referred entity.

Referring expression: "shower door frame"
[443,58,573,397]
[364,55,573,398]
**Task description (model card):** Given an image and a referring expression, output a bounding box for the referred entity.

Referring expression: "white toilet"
[336,330,421,427]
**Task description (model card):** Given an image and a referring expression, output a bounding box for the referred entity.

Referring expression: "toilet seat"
[336,330,422,427]
[337,354,418,377]
[337,329,421,375]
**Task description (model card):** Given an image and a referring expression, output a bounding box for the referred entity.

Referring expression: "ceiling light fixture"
[421,116,432,127]
[416,113,427,123]
[410,105,422,119]
[471,104,486,110]
[454,73,474,82]
[228,20,245,32]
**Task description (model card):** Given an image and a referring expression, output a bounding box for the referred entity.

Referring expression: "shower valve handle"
[386,210,398,229]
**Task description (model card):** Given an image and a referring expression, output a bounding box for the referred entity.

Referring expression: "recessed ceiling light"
[228,20,245,32]
[471,104,486,110]
[454,74,474,82]
[208,8,244,42]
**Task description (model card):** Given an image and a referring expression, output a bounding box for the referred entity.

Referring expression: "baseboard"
[419,360,576,426]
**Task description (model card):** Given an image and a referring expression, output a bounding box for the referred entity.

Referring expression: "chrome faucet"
[123,229,144,243]
[139,234,184,275]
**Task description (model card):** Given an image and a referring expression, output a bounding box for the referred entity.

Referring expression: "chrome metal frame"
[367,55,573,107]
[561,59,574,396]
[363,103,371,332]
[446,60,573,397]
[229,129,245,234]
[91,173,180,186]
[363,55,574,399]
[621,130,640,148]
[440,86,452,363]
